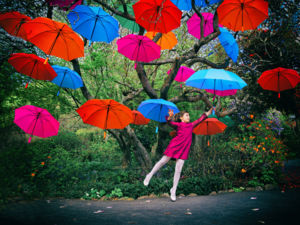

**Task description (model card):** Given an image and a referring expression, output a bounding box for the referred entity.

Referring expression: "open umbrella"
[217,0,269,32]
[193,117,227,145]
[132,110,150,125]
[51,65,83,96]
[170,0,207,11]
[0,11,31,40]
[67,5,119,43]
[257,67,300,98]
[117,34,161,62]
[46,0,82,11]
[218,27,239,62]
[76,99,133,138]
[205,89,237,97]
[22,17,84,62]
[8,53,57,88]
[115,3,140,33]
[133,0,182,33]
[14,105,60,143]
[187,12,215,39]
[167,66,195,87]
[145,31,177,50]
[209,114,235,127]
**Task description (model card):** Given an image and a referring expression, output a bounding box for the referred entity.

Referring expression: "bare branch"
[136,63,158,99]
[186,56,230,68]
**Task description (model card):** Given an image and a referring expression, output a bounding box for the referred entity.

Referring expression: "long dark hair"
[174,110,188,122]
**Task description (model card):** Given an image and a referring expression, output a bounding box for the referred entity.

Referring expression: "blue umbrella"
[171,0,207,11]
[218,27,239,63]
[209,0,221,4]
[51,65,83,96]
[67,5,119,43]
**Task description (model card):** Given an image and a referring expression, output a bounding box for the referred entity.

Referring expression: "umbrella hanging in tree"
[115,3,140,33]
[14,105,60,143]
[218,27,239,63]
[133,0,182,33]
[170,0,207,11]
[257,67,300,98]
[0,11,31,40]
[167,66,195,87]
[145,31,177,50]
[46,0,82,11]
[51,65,83,96]
[67,5,119,43]
[8,53,57,88]
[132,110,150,125]
[22,17,84,63]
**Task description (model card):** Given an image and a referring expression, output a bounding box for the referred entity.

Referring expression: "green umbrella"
[209,115,235,127]
[115,3,139,33]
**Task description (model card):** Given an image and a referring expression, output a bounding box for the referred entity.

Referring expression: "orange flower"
[31,173,35,177]
[47,156,51,159]
[250,114,254,119]
[262,147,266,151]
[41,162,45,165]
[258,145,261,148]
[241,168,247,173]
[265,137,268,140]
[270,149,275,153]
[256,127,259,130]
[259,124,262,127]
[274,160,280,164]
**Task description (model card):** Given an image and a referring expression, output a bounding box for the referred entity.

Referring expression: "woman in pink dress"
[143,107,213,201]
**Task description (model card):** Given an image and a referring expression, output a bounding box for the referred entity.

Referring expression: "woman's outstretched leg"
[170,159,185,201]
[143,155,171,186]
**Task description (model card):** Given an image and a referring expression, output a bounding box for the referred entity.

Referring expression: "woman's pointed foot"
[170,188,176,202]
[143,174,151,186]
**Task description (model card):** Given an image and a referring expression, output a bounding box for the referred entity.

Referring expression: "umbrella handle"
[25,82,29,88]
[28,136,32,143]
[155,126,158,133]
[57,90,60,96]
[212,107,215,115]
[207,139,210,146]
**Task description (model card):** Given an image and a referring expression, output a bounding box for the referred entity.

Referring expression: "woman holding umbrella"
[143,107,213,202]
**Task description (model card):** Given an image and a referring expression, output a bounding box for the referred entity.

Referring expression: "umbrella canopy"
[145,31,177,50]
[117,34,161,62]
[193,118,227,135]
[22,17,84,61]
[8,53,57,88]
[187,12,215,39]
[209,115,235,127]
[170,0,207,11]
[133,0,182,33]
[167,66,195,83]
[115,3,140,33]
[14,105,60,143]
[76,99,133,131]
[137,99,180,122]
[51,65,83,96]
[132,110,150,125]
[0,11,31,40]
[257,67,300,98]
[46,0,82,11]
[218,27,239,62]
[67,5,119,43]
[205,89,237,96]
[217,0,269,32]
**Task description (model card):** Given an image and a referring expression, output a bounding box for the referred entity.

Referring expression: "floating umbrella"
[0,11,31,40]
[115,3,140,33]
[46,0,82,11]
[187,12,215,39]
[257,67,300,98]
[133,0,182,33]
[205,89,237,97]
[51,65,83,96]
[117,34,161,62]
[8,53,57,88]
[218,27,239,62]
[217,0,269,32]
[170,0,207,11]
[14,105,60,143]
[193,117,227,145]
[145,31,177,50]
[22,17,84,62]
[67,5,119,43]
[167,66,195,87]
[76,99,133,138]
[132,110,150,125]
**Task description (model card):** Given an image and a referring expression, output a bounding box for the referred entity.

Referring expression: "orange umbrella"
[193,118,227,146]
[132,110,150,125]
[22,17,84,62]
[0,11,31,40]
[145,31,177,50]
[217,0,268,32]
[76,99,133,138]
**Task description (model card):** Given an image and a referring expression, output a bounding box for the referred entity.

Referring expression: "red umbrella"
[193,118,227,146]
[8,53,57,88]
[257,67,300,98]
[0,11,31,40]
[133,0,182,33]
[132,110,150,125]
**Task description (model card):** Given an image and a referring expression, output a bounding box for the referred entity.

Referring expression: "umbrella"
[218,27,239,62]
[170,0,207,11]
[46,0,82,11]
[67,5,119,43]
[193,117,227,145]
[205,89,237,97]
[117,34,161,62]
[22,17,84,62]
[115,3,140,33]
[0,11,31,40]
[133,0,182,33]
[217,0,269,32]
[8,53,57,88]
[51,65,83,96]
[132,110,150,125]
[257,67,300,98]
[145,31,177,50]
[76,99,133,138]
[167,66,195,87]
[209,115,235,127]
[14,105,60,143]
[187,12,216,39]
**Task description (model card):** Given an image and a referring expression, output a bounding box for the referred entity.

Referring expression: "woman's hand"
[168,109,174,119]
[205,107,213,116]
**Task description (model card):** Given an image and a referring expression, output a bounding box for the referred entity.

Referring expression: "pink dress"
[163,113,207,160]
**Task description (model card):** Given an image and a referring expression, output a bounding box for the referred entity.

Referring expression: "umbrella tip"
[25,82,29,88]
[28,136,32,143]
[57,90,60,96]
[44,57,49,64]
[103,131,106,139]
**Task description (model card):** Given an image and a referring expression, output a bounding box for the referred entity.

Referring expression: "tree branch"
[136,63,158,99]
[186,56,230,68]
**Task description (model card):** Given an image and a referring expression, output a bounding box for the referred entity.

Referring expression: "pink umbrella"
[205,89,237,97]
[187,12,218,39]
[117,34,161,62]
[167,66,195,87]
[14,105,60,143]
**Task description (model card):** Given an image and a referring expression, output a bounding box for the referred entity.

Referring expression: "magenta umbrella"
[187,12,217,39]
[116,34,161,62]
[14,105,60,143]
[167,66,195,87]
[205,89,237,98]
[46,0,82,11]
